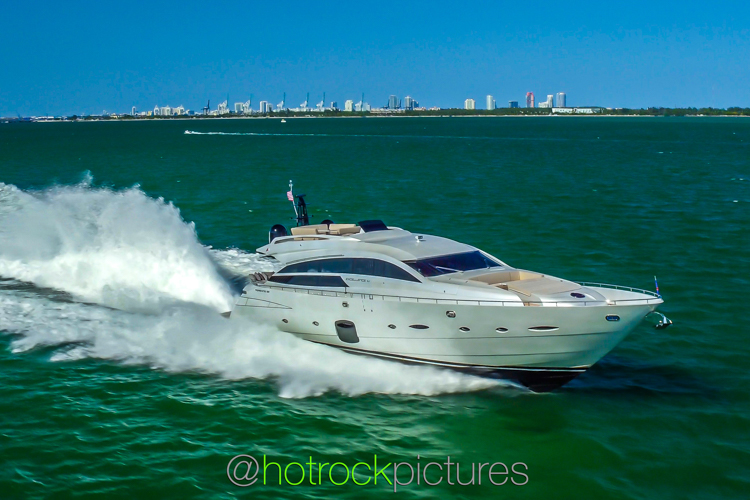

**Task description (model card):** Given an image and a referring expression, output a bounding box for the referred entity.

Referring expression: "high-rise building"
[464,98,476,110]
[486,95,496,110]
[404,96,415,110]
[160,106,172,116]
[153,105,160,116]
[235,103,244,113]
[259,101,270,113]
[344,100,354,112]
[131,106,137,115]
[174,105,185,115]
[330,101,338,111]
[556,92,566,107]
[546,95,554,107]
[526,92,534,108]
[388,95,400,109]
[509,101,519,108]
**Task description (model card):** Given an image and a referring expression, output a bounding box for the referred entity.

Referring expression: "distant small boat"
[280,119,287,123]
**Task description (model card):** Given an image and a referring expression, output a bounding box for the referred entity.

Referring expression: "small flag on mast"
[287,191,294,201]
[654,276,660,296]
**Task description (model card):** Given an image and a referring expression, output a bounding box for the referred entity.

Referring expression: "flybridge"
[262,182,479,262]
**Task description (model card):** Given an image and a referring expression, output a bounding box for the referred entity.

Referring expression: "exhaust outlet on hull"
[335,320,359,344]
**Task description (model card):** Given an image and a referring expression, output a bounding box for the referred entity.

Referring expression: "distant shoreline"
[9,113,750,123]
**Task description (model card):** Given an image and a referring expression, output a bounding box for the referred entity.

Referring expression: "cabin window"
[268,275,348,287]
[405,251,501,277]
[279,258,420,282]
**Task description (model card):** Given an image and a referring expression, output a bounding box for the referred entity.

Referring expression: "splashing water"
[0,180,501,397]
[0,180,233,313]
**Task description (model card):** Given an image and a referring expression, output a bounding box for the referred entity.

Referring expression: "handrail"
[575,282,661,298]
[251,282,662,307]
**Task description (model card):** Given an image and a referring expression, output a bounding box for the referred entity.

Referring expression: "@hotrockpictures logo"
[227,454,528,492]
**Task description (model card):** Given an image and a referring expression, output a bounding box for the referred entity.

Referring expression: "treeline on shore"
[86,106,750,118]
[10,107,750,121]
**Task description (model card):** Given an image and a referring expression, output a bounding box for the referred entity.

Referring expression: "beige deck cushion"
[290,224,327,236]
[469,270,542,285]
[336,226,362,236]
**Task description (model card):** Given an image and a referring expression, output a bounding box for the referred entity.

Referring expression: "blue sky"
[1,0,749,115]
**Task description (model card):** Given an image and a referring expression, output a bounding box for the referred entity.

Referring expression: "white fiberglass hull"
[231,283,661,391]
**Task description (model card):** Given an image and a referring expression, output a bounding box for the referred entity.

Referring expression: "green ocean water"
[0,117,748,499]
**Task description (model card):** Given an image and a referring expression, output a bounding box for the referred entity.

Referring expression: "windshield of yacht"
[405,251,502,277]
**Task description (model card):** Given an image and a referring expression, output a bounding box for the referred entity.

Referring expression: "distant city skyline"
[2,1,749,116]
[116,89,568,118]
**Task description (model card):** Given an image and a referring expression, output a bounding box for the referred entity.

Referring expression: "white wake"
[0,179,501,397]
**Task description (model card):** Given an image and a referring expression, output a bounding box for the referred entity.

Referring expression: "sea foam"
[0,180,502,397]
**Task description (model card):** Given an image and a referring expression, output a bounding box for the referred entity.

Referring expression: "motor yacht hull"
[231,283,660,391]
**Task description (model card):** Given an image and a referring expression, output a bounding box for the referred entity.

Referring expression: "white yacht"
[230,190,670,391]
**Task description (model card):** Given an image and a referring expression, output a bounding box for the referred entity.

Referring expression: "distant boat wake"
[185,130,334,137]
[183,129,571,141]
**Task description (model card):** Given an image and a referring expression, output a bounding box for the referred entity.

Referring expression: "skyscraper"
[486,95,496,110]
[464,98,476,110]
[526,92,534,108]
[556,92,567,107]
[344,100,354,112]
[388,95,400,109]
[404,96,415,110]
[546,95,554,107]
[509,101,519,108]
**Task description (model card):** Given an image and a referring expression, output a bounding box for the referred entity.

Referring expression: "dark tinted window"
[358,220,389,232]
[279,258,420,282]
[268,275,347,287]
[405,251,501,277]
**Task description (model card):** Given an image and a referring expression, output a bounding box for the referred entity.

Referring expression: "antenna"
[288,180,298,219]
[287,180,310,226]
